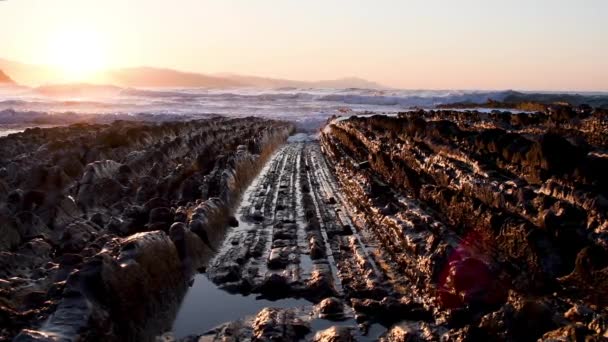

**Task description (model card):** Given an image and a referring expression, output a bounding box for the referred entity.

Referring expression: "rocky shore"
[320,107,608,340]
[172,137,429,341]
[0,117,293,340]
[2,105,607,341]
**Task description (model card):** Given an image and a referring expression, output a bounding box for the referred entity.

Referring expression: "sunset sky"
[1,0,607,90]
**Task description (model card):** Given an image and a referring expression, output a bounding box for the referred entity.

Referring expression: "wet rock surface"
[319,108,608,341]
[4,107,608,341]
[0,117,292,340]
[173,138,429,341]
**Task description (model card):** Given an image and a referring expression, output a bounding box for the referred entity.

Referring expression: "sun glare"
[47,28,107,82]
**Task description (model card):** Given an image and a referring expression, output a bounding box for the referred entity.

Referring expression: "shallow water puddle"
[171,274,311,338]
[171,273,386,341]
[171,141,389,340]
[307,318,387,341]
[171,147,307,338]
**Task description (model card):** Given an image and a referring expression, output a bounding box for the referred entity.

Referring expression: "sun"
[47,28,107,82]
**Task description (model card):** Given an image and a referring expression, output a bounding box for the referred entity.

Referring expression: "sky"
[0,0,607,90]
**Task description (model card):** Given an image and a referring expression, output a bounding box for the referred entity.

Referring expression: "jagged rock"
[351,297,429,324]
[149,207,173,224]
[309,236,325,259]
[313,326,354,342]
[559,245,608,306]
[380,321,437,342]
[256,273,291,298]
[539,323,596,341]
[316,297,344,316]
[564,304,594,323]
[252,308,310,341]
[0,118,293,340]
[305,266,336,300]
[321,110,608,340]
[173,207,188,223]
[169,222,188,262]
[59,221,99,253]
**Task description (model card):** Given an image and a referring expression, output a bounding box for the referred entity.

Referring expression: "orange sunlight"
[46,27,108,82]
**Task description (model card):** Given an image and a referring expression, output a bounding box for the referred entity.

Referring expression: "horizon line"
[2,57,608,93]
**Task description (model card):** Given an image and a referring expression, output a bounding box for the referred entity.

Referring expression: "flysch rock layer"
[4,106,608,342]
[178,139,431,342]
[319,107,608,341]
[0,117,293,341]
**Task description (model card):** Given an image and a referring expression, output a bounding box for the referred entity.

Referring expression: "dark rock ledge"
[0,117,293,341]
[320,107,608,341]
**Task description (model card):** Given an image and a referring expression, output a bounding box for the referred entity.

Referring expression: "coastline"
[0,124,62,137]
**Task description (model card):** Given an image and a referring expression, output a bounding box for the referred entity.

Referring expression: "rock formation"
[3,105,608,341]
[0,69,15,84]
[0,117,293,340]
[319,107,608,340]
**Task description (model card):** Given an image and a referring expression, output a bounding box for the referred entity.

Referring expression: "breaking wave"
[0,85,515,120]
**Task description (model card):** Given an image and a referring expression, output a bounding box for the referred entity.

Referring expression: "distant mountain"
[0,57,386,89]
[0,69,15,84]
[102,67,245,88]
[312,77,386,89]
[213,73,304,88]
[0,58,60,85]
[216,73,386,89]
[103,70,385,89]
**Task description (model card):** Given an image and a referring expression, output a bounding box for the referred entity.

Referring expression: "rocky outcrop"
[0,117,293,340]
[5,106,607,340]
[321,108,608,340]
[0,70,15,84]
[196,139,434,340]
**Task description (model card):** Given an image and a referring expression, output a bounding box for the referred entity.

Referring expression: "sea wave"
[35,84,122,97]
[0,87,517,119]
[117,88,513,107]
[121,88,196,98]
[318,91,511,107]
[122,88,320,102]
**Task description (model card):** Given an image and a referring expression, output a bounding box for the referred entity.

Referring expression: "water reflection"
[171,274,311,338]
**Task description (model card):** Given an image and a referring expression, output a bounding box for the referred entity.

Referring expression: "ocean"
[0,85,513,116]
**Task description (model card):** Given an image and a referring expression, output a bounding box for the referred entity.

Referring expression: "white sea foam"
[0,86,512,120]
